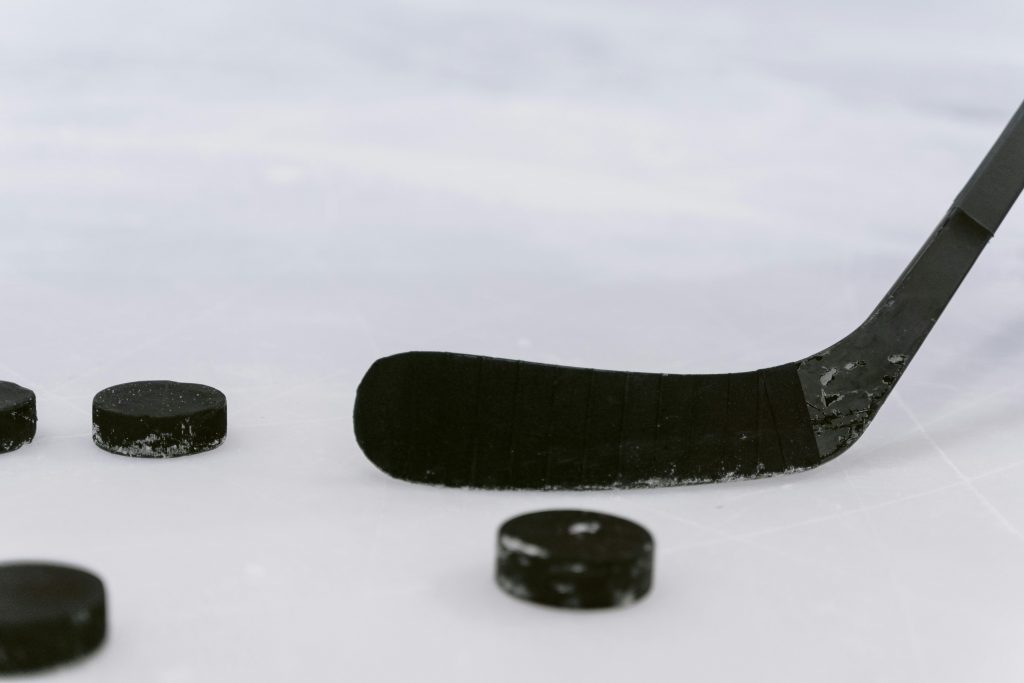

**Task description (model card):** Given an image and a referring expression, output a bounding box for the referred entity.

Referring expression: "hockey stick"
[354,99,1024,489]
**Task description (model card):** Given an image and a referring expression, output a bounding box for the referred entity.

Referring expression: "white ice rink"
[1,1,1023,680]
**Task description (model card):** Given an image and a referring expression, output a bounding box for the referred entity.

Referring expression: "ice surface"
[0,0,1023,681]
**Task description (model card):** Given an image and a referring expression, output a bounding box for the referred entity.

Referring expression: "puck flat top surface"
[92,380,227,457]
[0,562,106,672]
[496,509,654,609]
[94,380,225,417]
[0,381,34,413]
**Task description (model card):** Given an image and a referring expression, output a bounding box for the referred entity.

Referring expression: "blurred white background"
[1,1,1023,681]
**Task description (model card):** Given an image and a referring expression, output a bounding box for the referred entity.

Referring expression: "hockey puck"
[496,510,654,609]
[0,562,106,673]
[0,381,37,454]
[92,380,227,457]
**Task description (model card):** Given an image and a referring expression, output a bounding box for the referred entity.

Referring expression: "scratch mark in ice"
[895,394,1024,545]
[841,468,929,677]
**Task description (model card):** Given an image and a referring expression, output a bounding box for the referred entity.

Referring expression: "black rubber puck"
[496,510,654,609]
[0,562,106,673]
[0,381,37,454]
[92,380,227,457]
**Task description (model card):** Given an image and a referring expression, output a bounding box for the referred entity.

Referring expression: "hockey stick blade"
[354,99,1024,489]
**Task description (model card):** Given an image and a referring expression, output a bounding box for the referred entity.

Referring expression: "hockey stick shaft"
[953,99,1024,235]
[799,99,1024,458]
